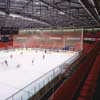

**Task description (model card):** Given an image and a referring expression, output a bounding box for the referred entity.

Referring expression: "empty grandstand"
[0,0,100,100]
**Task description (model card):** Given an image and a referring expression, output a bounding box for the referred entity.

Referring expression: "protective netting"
[13,29,83,51]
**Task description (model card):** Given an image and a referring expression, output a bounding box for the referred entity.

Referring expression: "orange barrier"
[0,41,13,49]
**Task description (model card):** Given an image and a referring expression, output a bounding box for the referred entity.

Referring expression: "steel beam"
[0,8,52,27]
[21,0,95,27]
[79,0,100,24]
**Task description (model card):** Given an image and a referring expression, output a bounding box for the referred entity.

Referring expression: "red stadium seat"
[77,55,100,100]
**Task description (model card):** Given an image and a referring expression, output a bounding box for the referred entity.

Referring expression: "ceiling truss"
[0,0,99,29]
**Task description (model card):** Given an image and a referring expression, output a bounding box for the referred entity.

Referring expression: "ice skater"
[43,54,45,59]
[45,50,47,54]
[32,60,34,64]
[16,64,20,68]
[4,60,8,66]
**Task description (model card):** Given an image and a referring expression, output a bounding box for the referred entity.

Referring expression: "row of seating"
[84,33,100,38]
[77,55,100,100]
[49,42,98,100]
[83,43,94,54]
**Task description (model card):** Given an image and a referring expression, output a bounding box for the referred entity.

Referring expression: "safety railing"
[5,52,79,100]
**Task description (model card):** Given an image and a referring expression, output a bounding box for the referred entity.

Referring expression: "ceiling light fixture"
[35,2,39,5]
[59,11,65,15]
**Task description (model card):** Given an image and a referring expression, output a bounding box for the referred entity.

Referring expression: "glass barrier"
[13,29,83,52]
[5,53,79,100]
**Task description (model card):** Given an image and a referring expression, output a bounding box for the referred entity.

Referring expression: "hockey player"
[16,64,20,68]
[32,60,34,64]
[45,50,47,54]
[43,54,45,59]
[4,60,8,66]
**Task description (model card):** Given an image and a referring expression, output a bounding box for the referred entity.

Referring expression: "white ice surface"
[0,49,79,100]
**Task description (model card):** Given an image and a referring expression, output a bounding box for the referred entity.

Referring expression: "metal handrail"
[5,52,79,100]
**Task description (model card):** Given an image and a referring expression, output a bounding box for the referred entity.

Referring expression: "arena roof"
[0,0,100,29]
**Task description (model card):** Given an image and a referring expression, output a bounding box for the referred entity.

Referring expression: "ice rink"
[0,49,79,100]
